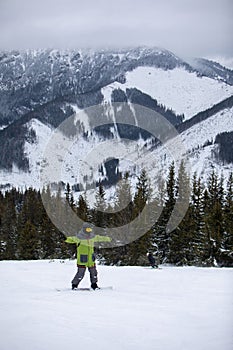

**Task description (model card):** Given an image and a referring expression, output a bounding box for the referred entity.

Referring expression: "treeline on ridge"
[0,164,232,267]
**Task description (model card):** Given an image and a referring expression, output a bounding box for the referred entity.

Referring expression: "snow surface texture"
[0,260,232,350]
[102,67,233,120]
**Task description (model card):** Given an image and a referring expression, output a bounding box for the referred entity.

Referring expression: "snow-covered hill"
[0,47,233,194]
[1,47,233,127]
[0,103,232,203]
[0,260,232,350]
[102,66,233,120]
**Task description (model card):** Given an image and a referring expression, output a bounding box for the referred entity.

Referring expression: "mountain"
[1,47,233,127]
[0,47,233,194]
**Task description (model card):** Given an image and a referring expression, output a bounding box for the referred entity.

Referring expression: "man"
[147,252,158,268]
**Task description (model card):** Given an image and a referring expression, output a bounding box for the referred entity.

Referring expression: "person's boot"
[72,283,78,290]
[91,282,99,290]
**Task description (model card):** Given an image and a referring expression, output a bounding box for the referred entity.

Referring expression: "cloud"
[0,0,232,57]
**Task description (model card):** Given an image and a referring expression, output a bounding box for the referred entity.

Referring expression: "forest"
[0,163,232,267]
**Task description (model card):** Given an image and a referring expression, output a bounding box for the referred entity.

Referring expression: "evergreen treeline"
[177,95,233,134]
[215,131,233,164]
[0,187,76,260]
[0,167,232,266]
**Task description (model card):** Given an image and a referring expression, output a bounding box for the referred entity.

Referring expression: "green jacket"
[65,235,111,267]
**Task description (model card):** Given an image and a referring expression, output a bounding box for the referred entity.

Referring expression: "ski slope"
[0,260,232,350]
[102,67,233,120]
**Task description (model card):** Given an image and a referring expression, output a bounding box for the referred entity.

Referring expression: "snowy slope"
[0,104,232,200]
[207,56,233,70]
[102,67,233,120]
[0,119,53,189]
[0,260,232,350]
[110,105,233,189]
[179,107,233,181]
[145,106,233,188]
[1,47,233,186]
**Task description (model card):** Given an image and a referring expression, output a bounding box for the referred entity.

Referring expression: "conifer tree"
[77,194,90,223]
[154,162,176,263]
[190,174,206,264]
[220,173,233,266]
[65,182,75,209]
[93,183,107,229]
[200,171,225,265]
[201,188,213,265]
[100,173,133,265]
[0,190,17,260]
[114,172,133,241]
[208,171,225,264]
[127,169,152,265]
[169,205,196,265]
[18,220,38,260]
[169,161,193,265]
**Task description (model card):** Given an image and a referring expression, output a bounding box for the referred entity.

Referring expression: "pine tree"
[190,174,206,264]
[76,194,90,223]
[100,173,133,265]
[220,173,233,266]
[169,205,196,265]
[200,171,225,266]
[169,161,192,265]
[201,188,214,265]
[18,220,39,260]
[65,182,75,209]
[155,162,176,263]
[127,169,152,265]
[38,215,56,259]
[114,172,133,239]
[208,171,225,264]
[93,183,107,229]
[0,190,17,260]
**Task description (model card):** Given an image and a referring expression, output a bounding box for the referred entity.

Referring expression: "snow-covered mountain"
[102,66,233,120]
[1,47,233,127]
[0,47,233,195]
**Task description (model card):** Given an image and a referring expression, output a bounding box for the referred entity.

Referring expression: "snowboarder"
[65,222,111,290]
[147,252,158,268]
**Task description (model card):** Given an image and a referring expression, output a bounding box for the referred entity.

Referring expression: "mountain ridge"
[1,47,233,126]
[0,47,232,192]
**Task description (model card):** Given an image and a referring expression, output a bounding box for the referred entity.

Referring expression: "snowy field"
[0,260,232,350]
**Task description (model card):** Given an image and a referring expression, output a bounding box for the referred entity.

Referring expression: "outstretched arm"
[65,236,80,244]
[94,235,111,243]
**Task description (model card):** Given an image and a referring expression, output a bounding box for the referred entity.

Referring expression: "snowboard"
[56,286,113,292]
[143,266,162,270]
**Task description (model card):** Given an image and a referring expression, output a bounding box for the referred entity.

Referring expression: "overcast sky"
[0,0,232,58]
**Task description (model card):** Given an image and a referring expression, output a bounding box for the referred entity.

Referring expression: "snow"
[71,104,91,133]
[0,104,233,200]
[0,260,232,350]
[207,56,233,71]
[102,67,233,120]
[180,107,233,181]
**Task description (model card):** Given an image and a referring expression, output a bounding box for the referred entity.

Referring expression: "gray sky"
[0,0,232,58]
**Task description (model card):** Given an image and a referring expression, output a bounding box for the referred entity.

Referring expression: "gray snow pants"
[72,265,98,286]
